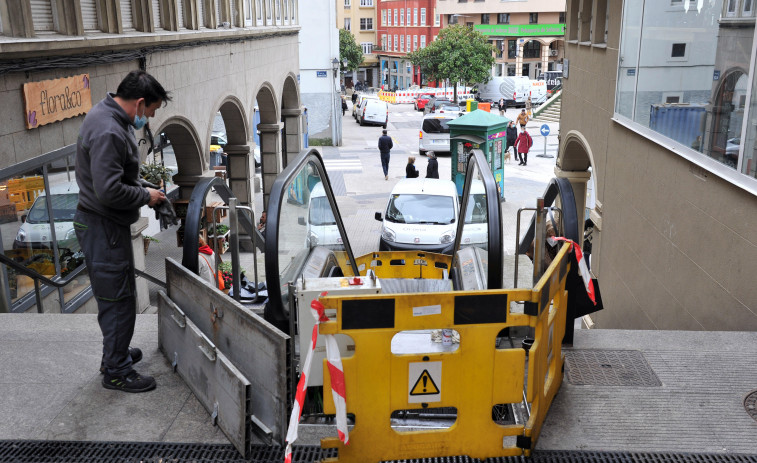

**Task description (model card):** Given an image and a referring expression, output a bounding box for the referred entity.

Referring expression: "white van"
[357,99,389,128]
[375,178,459,255]
[14,182,80,252]
[353,94,379,120]
[419,113,458,156]
[476,76,532,108]
[530,80,548,105]
[300,182,342,249]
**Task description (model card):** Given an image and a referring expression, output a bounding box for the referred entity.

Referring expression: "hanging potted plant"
[140,163,174,188]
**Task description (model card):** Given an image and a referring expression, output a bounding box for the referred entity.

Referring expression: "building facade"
[376,0,441,89]
[337,0,379,88]
[437,0,566,79]
[0,0,301,313]
[300,0,342,144]
[559,0,757,330]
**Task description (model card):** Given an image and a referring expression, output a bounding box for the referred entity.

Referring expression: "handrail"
[0,253,88,313]
[531,90,561,119]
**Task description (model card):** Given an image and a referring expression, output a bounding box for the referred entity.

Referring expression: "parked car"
[424,98,452,115]
[436,104,463,115]
[357,99,389,128]
[298,182,342,249]
[353,94,379,119]
[419,113,459,156]
[375,178,459,254]
[414,93,435,111]
[14,182,80,252]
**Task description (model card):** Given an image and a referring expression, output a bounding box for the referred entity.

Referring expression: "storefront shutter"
[81,0,99,31]
[30,0,54,31]
[153,0,162,30]
[121,0,134,30]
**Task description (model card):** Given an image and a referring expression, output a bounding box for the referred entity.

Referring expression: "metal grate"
[564,349,662,387]
[1,443,755,463]
[745,389,757,422]
[0,441,334,463]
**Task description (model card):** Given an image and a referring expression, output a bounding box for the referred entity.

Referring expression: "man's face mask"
[132,99,148,130]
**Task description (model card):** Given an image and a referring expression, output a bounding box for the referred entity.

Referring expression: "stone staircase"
[531,92,561,123]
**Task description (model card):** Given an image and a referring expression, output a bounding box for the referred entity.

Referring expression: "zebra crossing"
[323,158,363,172]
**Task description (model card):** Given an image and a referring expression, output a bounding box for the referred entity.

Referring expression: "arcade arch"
[281,74,302,168]
[156,117,204,199]
[255,82,281,210]
[513,37,563,78]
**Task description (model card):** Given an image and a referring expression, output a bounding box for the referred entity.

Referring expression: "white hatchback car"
[419,113,459,156]
[375,178,459,255]
[14,182,80,252]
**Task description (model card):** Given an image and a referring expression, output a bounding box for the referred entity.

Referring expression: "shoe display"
[102,369,156,393]
[100,347,142,374]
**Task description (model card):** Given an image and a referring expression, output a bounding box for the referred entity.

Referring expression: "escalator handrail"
[517,177,580,253]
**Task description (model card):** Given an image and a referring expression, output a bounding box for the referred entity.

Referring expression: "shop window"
[481,14,489,24]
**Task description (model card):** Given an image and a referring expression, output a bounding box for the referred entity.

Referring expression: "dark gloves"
[139,178,160,189]
[154,199,179,230]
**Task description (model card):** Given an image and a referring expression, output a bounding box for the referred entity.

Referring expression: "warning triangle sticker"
[409,369,440,396]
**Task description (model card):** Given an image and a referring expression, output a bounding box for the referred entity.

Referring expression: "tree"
[339,29,363,73]
[407,25,495,102]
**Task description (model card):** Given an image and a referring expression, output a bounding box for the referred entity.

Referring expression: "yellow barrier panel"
[353,251,452,280]
[320,244,571,462]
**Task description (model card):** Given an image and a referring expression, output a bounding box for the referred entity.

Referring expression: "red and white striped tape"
[554,237,596,305]
[284,292,349,463]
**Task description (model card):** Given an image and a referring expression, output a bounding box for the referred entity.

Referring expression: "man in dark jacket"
[378,129,393,180]
[505,121,518,160]
[426,151,439,178]
[515,129,533,166]
[75,70,170,393]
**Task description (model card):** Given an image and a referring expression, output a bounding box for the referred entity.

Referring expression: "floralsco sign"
[23,74,92,129]
[474,24,565,37]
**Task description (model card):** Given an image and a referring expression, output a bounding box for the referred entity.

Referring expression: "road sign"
[408,361,441,403]
[540,124,550,137]
[537,124,554,158]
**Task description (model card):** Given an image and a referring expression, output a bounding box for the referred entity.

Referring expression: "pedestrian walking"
[516,108,529,131]
[526,96,532,118]
[341,97,348,116]
[75,70,171,393]
[505,121,518,158]
[498,98,506,116]
[515,128,533,166]
[426,151,439,179]
[406,156,419,178]
[351,92,358,105]
[378,129,393,180]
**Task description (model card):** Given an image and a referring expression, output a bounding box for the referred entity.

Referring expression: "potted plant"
[143,235,159,254]
[208,224,230,253]
[140,163,174,187]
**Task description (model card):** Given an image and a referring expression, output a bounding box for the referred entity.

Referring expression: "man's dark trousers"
[74,208,137,376]
[381,153,390,176]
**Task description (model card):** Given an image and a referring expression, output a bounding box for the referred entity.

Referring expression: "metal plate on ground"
[565,350,661,387]
[158,291,252,457]
[744,389,757,422]
[164,258,290,446]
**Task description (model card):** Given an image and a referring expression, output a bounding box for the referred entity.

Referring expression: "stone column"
[258,122,283,211]
[554,166,591,250]
[224,143,252,206]
[282,108,303,165]
[542,41,550,78]
[516,39,524,76]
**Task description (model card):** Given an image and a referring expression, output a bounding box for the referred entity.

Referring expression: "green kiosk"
[447,110,510,201]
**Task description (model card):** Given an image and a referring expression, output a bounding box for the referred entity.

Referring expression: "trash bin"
[466,100,478,112]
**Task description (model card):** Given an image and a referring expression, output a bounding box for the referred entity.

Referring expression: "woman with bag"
[515,129,533,166]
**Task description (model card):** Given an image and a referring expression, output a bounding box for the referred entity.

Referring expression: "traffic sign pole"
[536,123,554,158]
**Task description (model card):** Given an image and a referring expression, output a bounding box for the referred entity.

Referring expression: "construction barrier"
[378,87,474,105]
[320,243,571,462]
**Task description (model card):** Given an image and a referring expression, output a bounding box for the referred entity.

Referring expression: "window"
[497,13,509,24]
[559,12,565,23]
[413,35,418,51]
[400,34,404,52]
[360,17,372,30]
[481,14,489,24]
[407,34,411,51]
[744,0,754,15]
[406,9,410,25]
[420,35,426,48]
[381,9,386,26]
[466,22,473,27]
[382,34,387,50]
[495,39,503,58]
[434,8,440,26]
[420,8,426,25]
[413,8,418,25]
[394,9,397,26]
[344,0,350,6]
[400,8,404,25]
[529,13,538,24]
[617,0,757,182]
[508,40,516,58]
[726,0,738,16]
[360,0,372,6]
[523,40,541,59]
[344,18,351,30]
[448,14,457,25]
[362,42,373,54]
[394,34,397,51]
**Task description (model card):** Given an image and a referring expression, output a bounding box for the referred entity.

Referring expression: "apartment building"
[437,0,566,79]
[338,0,379,87]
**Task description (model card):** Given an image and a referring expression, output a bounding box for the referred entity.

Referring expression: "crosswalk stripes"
[323,158,362,172]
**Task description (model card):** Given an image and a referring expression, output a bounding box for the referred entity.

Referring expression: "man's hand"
[146,187,166,207]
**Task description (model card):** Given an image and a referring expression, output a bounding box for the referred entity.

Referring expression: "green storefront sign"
[474,23,565,37]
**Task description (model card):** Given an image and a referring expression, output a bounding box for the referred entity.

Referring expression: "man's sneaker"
[100,347,143,374]
[102,370,156,393]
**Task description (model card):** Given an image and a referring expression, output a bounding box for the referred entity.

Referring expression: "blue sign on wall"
[713,70,721,81]
[627,69,636,76]
[316,71,327,78]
